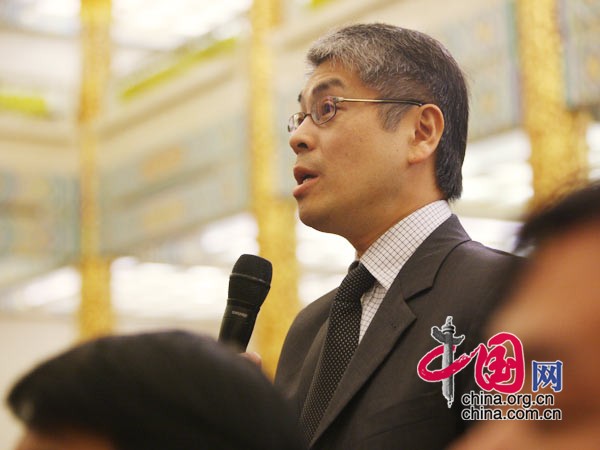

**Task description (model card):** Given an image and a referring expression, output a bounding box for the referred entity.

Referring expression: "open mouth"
[300,174,316,185]
[294,167,318,186]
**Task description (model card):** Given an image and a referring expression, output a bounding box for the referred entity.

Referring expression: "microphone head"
[228,254,272,310]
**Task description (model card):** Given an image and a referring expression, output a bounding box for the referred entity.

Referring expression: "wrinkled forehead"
[297,61,364,109]
[297,77,344,109]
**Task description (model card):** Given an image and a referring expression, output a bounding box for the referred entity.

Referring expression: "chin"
[298,211,321,231]
[299,212,343,238]
[298,206,329,232]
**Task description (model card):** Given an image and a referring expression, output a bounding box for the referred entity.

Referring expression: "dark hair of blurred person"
[7,330,305,450]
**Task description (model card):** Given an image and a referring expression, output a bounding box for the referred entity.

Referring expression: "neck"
[350,197,445,257]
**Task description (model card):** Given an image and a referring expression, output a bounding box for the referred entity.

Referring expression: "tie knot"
[336,262,375,304]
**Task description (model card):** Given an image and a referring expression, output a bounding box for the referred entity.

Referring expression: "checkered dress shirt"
[358,200,451,341]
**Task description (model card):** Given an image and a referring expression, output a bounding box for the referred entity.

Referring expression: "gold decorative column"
[78,0,114,339]
[249,0,300,378]
[516,0,589,210]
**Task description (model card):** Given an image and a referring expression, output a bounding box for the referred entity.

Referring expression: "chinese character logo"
[429,316,464,407]
[532,360,563,392]
[417,316,526,408]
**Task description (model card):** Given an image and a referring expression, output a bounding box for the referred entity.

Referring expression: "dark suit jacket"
[274,215,517,450]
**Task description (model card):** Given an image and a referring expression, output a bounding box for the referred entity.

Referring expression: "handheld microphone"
[218,254,272,352]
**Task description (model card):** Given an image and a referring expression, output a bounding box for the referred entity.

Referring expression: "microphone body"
[218,254,272,352]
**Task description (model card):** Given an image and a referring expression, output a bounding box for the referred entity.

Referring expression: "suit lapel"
[311,281,415,445]
[311,215,471,446]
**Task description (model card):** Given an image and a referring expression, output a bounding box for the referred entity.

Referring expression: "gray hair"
[306,23,469,200]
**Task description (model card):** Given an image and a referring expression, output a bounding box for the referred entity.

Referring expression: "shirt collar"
[360,200,452,290]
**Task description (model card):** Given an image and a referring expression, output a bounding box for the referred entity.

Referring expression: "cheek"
[562,336,599,404]
[331,131,367,162]
[320,125,403,193]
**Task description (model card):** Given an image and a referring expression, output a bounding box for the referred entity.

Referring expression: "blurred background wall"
[0,0,599,446]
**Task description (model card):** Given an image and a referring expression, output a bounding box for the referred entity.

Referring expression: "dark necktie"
[299,261,375,443]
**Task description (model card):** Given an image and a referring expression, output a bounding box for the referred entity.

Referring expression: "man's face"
[451,221,600,449]
[289,61,416,248]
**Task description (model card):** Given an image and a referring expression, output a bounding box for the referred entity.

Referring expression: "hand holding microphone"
[218,254,272,353]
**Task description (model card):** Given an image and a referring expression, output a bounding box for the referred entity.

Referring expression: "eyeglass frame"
[287,96,425,133]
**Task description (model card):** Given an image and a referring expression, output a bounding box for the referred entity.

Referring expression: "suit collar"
[398,214,471,299]
[310,215,471,446]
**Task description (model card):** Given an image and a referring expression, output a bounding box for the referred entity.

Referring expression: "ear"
[407,104,444,165]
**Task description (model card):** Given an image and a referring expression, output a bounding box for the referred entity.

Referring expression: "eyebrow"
[298,78,346,107]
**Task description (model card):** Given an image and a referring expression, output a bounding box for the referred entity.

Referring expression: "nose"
[289,118,316,155]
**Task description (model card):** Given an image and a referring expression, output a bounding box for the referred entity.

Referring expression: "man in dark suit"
[275,23,517,449]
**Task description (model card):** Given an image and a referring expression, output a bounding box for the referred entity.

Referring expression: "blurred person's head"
[7,330,304,450]
[451,181,600,449]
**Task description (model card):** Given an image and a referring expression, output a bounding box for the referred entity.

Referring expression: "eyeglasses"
[287,96,424,133]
